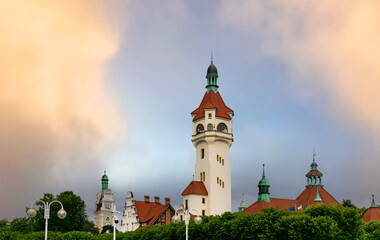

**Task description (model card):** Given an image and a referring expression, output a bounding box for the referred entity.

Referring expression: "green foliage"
[0,219,8,229]
[101,225,115,234]
[9,217,35,233]
[2,205,380,240]
[34,191,88,233]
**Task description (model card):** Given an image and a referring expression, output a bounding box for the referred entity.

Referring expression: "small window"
[208,113,212,119]
[180,215,183,221]
[222,159,224,166]
[207,123,213,131]
[202,210,205,216]
[200,172,202,181]
[202,172,205,181]
[201,149,205,159]
[196,124,204,134]
[222,182,224,188]
[217,155,219,162]
[185,200,188,210]
[202,198,205,204]
[217,177,219,184]
[217,123,228,133]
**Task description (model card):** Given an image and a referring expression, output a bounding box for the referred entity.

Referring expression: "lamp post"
[172,204,202,240]
[26,200,67,240]
[112,205,122,240]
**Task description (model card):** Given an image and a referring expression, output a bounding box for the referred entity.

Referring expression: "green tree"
[34,191,89,233]
[0,219,8,229]
[9,217,35,233]
[101,224,115,234]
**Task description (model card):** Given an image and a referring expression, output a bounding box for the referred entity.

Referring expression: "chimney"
[144,195,150,203]
[165,197,170,205]
[154,196,160,204]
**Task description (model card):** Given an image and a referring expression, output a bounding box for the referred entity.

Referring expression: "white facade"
[120,191,140,232]
[188,108,233,215]
[94,188,115,231]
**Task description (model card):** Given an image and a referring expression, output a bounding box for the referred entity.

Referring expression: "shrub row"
[1,205,379,240]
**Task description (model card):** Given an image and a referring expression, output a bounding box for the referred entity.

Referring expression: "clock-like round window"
[106,217,110,221]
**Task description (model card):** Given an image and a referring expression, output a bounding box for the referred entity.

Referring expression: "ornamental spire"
[101,171,109,192]
[238,194,247,212]
[258,164,270,203]
[206,56,219,93]
[370,194,377,208]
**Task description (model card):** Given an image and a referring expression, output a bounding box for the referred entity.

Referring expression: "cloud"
[219,0,380,202]
[0,0,121,219]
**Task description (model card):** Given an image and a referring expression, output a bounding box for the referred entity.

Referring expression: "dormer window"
[196,124,204,134]
[208,113,212,119]
[217,123,228,133]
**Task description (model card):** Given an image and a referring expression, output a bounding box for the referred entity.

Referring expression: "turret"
[258,164,270,203]
[102,171,109,192]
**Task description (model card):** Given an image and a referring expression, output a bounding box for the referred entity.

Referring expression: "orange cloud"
[0,0,121,218]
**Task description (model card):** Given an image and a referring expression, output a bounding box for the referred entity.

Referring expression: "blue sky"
[1,0,379,219]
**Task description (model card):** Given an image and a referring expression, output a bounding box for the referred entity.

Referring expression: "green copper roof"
[314,187,322,202]
[370,194,377,208]
[258,164,270,203]
[310,152,318,170]
[101,171,109,192]
[206,58,219,93]
[238,194,247,212]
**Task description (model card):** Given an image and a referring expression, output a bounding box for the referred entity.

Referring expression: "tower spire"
[306,152,323,188]
[370,194,377,208]
[206,56,219,93]
[258,164,270,203]
[101,171,109,192]
[238,194,247,212]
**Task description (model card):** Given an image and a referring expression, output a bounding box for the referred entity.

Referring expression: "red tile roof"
[363,207,380,223]
[296,187,339,208]
[94,194,102,213]
[191,91,233,121]
[242,198,300,214]
[182,181,208,196]
[306,170,323,176]
[135,201,174,227]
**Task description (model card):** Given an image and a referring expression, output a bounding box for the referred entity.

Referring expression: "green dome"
[258,178,270,186]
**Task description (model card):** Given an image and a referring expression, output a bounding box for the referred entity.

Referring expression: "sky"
[0,0,379,220]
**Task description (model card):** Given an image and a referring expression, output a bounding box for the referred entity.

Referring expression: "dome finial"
[211,51,213,64]
[262,164,266,178]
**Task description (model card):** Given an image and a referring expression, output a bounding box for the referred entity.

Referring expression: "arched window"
[196,124,204,134]
[222,159,224,166]
[217,123,228,133]
[200,173,202,181]
[203,172,205,181]
[207,123,213,131]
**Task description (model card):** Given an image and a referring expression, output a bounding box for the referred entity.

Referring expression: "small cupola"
[258,164,270,203]
[306,152,324,188]
[206,56,219,93]
[101,171,109,192]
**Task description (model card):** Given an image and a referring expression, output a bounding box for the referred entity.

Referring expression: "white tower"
[182,59,234,216]
[94,171,115,232]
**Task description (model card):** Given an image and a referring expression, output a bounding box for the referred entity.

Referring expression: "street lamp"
[172,204,202,240]
[112,205,122,240]
[27,200,67,240]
